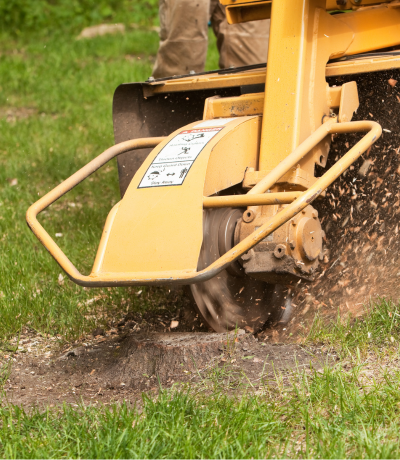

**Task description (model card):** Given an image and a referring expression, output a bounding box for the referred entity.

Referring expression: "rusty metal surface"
[240,204,323,284]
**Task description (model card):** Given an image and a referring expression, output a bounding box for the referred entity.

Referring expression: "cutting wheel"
[190,208,292,332]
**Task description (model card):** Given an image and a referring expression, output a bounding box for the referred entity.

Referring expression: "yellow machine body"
[94,117,260,276]
[26,0,400,329]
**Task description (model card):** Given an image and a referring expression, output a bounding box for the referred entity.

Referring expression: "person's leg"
[210,0,269,69]
[152,0,210,78]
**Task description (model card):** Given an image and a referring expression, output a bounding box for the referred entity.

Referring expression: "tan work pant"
[152,0,270,78]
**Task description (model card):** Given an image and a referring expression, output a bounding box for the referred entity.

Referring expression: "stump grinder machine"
[27,0,400,332]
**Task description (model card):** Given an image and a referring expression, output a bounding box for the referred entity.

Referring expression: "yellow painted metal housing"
[26,0,399,287]
[96,117,260,275]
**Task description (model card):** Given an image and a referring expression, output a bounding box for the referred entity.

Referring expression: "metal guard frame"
[26,120,381,287]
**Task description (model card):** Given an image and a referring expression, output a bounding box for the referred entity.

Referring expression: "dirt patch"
[76,23,160,40]
[2,327,331,408]
[0,107,37,123]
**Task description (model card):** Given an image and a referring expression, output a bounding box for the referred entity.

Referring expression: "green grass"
[3,24,400,460]
[0,28,219,342]
[2,359,400,458]
[0,0,159,36]
[0,300,400,457]
[0,297,399,458]
[306,298,400,357]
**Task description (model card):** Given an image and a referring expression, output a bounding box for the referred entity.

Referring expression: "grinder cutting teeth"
[190,207,292,332]
[28,0,400,333]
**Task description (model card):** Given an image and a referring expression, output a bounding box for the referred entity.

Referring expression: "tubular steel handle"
[26,138,166,285]
[27,121,381,287]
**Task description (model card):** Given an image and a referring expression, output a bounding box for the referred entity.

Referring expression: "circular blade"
[190,208,291,332]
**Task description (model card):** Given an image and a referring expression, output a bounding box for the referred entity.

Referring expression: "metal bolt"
[273,244,286,259]
[189,70,196,75]
[243,210,255,223]
[147,76,155,82]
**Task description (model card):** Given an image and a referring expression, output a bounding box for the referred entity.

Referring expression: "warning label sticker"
[138,127,223,188]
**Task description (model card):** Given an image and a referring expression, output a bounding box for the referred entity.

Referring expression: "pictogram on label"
[138,127,223,188]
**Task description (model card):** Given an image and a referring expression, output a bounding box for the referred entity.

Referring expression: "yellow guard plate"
[94,117,257,275]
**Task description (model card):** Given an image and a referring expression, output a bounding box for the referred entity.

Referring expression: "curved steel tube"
[26,138,166,285]
[27,121,381,287]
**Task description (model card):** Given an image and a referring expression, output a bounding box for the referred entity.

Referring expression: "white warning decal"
[138,127,222,188]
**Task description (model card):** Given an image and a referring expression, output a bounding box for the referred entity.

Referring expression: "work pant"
[152,0,270,78]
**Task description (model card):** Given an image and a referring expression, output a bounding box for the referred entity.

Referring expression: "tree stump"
[107,331,245,387]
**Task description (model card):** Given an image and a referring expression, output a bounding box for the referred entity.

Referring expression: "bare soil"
[2,324,332,408]
[0,106,37,123]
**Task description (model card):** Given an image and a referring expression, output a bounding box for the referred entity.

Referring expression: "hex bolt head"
[147,76,155,82]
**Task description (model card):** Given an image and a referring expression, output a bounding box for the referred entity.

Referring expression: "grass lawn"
[2,25,400,459]
[0,26,219,343]
[1,310,400,458]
